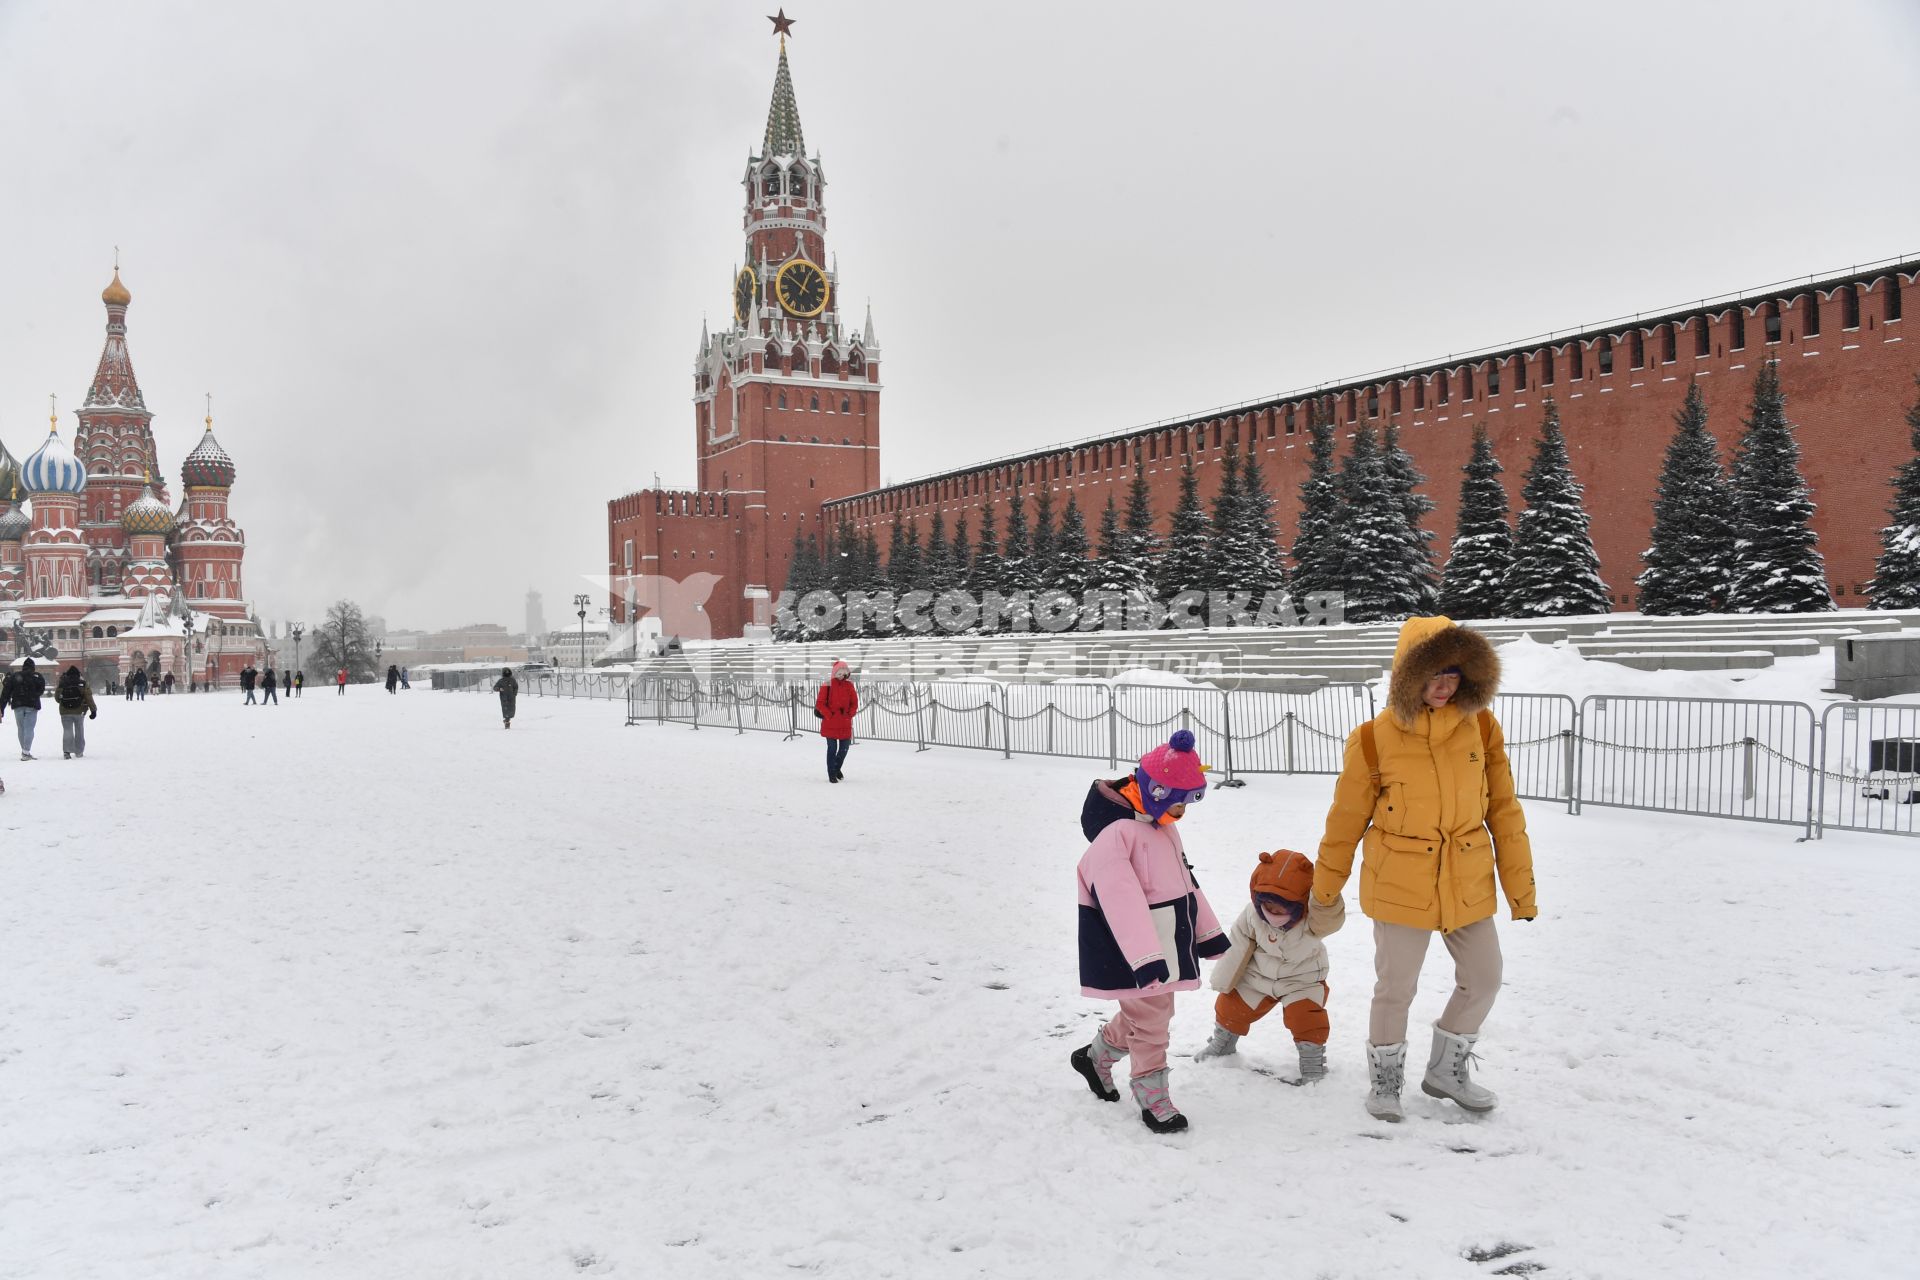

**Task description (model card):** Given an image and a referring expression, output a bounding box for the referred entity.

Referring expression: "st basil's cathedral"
[0,270,266,689]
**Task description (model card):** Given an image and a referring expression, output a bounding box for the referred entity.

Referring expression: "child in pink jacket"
[1069,730,1228,1133]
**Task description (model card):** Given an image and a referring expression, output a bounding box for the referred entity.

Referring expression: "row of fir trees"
[780,359,1917,639]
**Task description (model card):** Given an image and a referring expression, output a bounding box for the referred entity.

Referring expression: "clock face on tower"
[775,258,829,318]
[733,267,757,325]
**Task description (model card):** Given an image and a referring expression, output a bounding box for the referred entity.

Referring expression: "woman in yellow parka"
[1312,615,1537,1122]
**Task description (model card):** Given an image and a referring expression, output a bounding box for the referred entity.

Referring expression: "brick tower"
[173,408,249,618]
[75,271,166,596]
[609,23,882,640]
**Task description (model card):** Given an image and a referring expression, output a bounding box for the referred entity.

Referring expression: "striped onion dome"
[0,496,28,542]
[121,480,175,536]
[181,423,235,488]
[22,422,87,495]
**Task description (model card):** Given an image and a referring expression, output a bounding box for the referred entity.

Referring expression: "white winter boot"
[1366,1042,1407,1121]
[1297,1041,1328,1082]
[1194,1024,1240,1062]
[1420,1024,1497,1113]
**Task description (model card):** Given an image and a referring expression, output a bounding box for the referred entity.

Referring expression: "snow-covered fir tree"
[1503,398,1611,618]
[1636,381,1736,615]
[971,500,1003,598]
[1237,444,1288,603]
[1291,407,1341,601]
[923,510,957,594]
[949,514,972,591]
[1867,377,1920,608]
[1002,482,1031,593]
[1329,423,1423,623]
[1202,437,1257,597]
[1090,495,1148,629]
[777,532,822,642]
[1052,493,1092,598]
[1381,424,1438,613]
[1725,361,1833,613]
[1030,485,1058,590]
[1123,458,1163,592]
[1153,454,1211,619]
[1436,424,1513,620]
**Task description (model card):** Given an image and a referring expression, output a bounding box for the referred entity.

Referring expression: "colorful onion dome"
[121,478,175,535]
[102,270,131,307]
[181,420,235,489]
[22,418,87,495]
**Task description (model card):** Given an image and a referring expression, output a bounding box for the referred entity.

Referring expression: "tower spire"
[762,23,806,158]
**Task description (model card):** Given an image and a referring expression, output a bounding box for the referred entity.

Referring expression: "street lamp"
[573,593,591,668]
[290,623,304,679]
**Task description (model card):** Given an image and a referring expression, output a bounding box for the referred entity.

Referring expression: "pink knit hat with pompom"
[1134,729,1207,819]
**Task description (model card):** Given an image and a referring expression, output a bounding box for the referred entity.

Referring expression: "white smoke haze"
[1,0,1915,631]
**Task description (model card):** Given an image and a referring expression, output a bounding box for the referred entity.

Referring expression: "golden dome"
[102,271,131,307]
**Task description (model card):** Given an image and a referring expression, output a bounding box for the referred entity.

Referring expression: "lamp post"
[181,616,194,692]
[290,622,304,680]
[573,593,591,668]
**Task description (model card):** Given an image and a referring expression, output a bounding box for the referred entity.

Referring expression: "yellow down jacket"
[1312,616,1538,934]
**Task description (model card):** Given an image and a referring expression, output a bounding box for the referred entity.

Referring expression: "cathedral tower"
[76,270,166,596]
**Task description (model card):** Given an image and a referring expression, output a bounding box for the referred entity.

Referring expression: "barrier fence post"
[1214,690,1234,784]
[1000,686,1011,760]
[1107,686,1118,772]
[1741,735,1756,802]
[1283,711,1296,775]
[913,683,929,753]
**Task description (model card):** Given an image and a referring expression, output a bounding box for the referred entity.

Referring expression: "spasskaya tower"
[608,11,881,639]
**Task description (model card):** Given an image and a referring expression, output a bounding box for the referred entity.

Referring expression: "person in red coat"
[814,659,858,783]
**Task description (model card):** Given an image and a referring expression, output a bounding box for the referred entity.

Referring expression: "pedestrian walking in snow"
[1194,850,1341,1082]
[385,664,400,695]
[161,671,175,694]
[54,665,96,759]
[281,670,291,698]
[261,664,279,704]
[1,658,48,760]
[493,667,517,729]
[133,667,147,700]
[813,659,858,782]
[294,671,304,698]
[124,674,135,701]
[335,668,348,695]
[1313,616,1537,1123]
[1070,730,1229,1133]
[400,667,410,690]
[241,665,258,705]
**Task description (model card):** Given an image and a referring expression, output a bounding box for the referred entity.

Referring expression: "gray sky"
[2,0,1916,633]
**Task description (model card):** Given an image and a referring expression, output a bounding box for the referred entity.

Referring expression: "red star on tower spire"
[768,9,796,40]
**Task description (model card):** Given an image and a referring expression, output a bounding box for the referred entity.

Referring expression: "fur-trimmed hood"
[1386,616,1500,724]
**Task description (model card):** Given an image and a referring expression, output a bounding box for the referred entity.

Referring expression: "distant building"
[525,589,547,648]
[547,625,611,668]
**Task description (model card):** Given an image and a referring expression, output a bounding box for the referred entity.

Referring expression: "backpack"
[1358,709,1493,790]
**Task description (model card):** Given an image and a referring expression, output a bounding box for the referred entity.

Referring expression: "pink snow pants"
[1100,991,1175,1077]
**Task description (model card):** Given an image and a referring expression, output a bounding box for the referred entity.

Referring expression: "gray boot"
[1297,1041,1328,1082]
[1070,1025,1128,1102]
[1194,1024,1240,1062]
[1366,1042,1407,1122]
[1420,1024,1497,1113]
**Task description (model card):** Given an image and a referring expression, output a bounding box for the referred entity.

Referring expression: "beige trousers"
[1369,918,1503,1046]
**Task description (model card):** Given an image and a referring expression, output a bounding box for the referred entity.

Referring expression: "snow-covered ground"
[2,687,1915,1279]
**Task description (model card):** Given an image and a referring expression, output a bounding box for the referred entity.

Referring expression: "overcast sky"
[2,0,1916,633]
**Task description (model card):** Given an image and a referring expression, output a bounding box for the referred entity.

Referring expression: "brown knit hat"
[1250,849,1314,903]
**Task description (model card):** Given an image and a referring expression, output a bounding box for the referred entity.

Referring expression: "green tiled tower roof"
[762,43,806,158]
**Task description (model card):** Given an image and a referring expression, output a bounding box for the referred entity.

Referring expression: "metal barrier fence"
[1573,695,1817,834]
[1817,702,1920,837]
[483,673,1920,839]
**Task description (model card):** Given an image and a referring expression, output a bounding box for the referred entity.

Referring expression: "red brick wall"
[829,266,1918,610]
